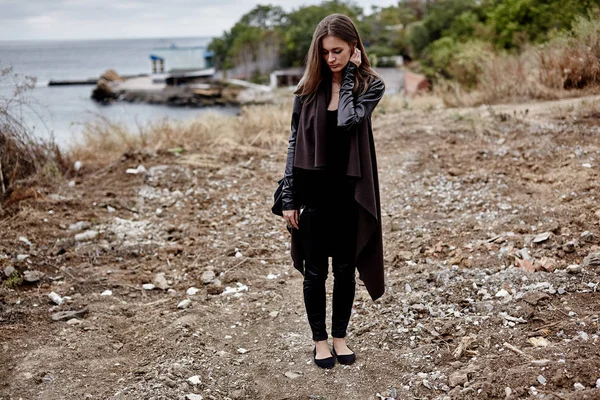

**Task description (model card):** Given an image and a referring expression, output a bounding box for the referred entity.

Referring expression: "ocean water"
[0,37,238,148]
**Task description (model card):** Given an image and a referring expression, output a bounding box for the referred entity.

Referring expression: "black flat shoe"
[313,347,335,369]
[332,347,356,365]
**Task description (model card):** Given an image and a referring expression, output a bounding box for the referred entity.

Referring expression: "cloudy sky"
[1,0,398,41]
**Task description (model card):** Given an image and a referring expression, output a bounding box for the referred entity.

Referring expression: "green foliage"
[5,271,22,288]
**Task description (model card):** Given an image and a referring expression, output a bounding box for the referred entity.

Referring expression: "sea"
[0,36,238,149]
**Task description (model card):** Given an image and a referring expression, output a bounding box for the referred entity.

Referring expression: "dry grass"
[71,99,293,166]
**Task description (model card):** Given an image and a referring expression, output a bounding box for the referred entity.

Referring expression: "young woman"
[280,13,385,369]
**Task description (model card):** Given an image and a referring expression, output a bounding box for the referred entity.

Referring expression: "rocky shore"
[91,69,273,107]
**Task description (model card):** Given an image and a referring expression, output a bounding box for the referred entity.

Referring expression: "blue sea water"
[0,37,237,148]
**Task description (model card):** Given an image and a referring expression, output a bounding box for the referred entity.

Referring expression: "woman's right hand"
[283,209,299,230]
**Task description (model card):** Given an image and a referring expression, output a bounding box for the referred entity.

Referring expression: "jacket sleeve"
[338,62,385,130]
[281,95,302,211]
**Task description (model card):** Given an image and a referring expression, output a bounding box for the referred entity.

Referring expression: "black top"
[295,109,353,207]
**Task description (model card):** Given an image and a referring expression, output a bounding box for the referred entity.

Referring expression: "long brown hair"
[294,13,380,101]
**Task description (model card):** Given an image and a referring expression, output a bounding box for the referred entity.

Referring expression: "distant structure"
[149,44,214,73]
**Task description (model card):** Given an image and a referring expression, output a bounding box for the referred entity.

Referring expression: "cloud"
[0,0,399,40]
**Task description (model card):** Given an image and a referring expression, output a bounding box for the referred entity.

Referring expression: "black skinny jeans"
[298,190,358,341]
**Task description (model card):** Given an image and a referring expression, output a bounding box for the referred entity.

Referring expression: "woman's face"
[321,35,352,73]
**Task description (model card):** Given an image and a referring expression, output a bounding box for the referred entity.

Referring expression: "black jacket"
[281,62,385,211]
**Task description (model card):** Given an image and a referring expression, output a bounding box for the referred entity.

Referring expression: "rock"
[187,375,201,385]
[237,348,248,354]
[284,371,301,379]
[201,270,216,284]
[566,264,582,274]
[142,283,155,290]
[529,337,550,347]
[100,69,123,82]
[533,232,552,243]
[107,206,116,213]
[563,241,577,253]
[69,221,91,231]
[522,291,551,306]
[48,292,64,305]
[397,251,412,261]
[186,287,200,296]
[177,299,192,309]
[449,371,469,387]
[574,382,585,391]
[16,254,29,262]
[230,389,245,399]
[269,311,279,318]
[153,272,169,290]
[583,252,600,267]
[18,236,33,247]
[495,289,510,298]
[4,265,16,277]
[91,79,117,103]
[126,165,147,175]
[74,230,98,242]
[66,318,82,326]
[51,309,88,321]
[581,231,596,243]
[537,375,547,385]
[101,290,113,296]
[596,378,600,389]
[185,394,203,400]
[23,270,42,283]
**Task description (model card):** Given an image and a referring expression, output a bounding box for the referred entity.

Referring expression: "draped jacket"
[281,62,386,301]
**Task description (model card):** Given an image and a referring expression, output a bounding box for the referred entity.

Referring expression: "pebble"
[66,318,82,326]
[237,348,248,354]
[18,236,33,247]
[185,394,203,400]
[23,270,42,282]
[448,371,469,387]
[186,287,200,296]
[495,289,510,298]
[101,290,113,296]
[69,221,91,231]
[562,241,576,253]
[201,270,216,284]
[51,309,87,321]
[284,371,301,379]
[107,206,116,213]
[142,283,156,290]
[153,272,170,290]
[269,311,279,318]
[537,375,546,385]
[4,266,16,277]
[533,232,552,243]
[16,254,30,262]
[574,382,585,391]
[177,299,192,309]
[74,230,98,242]
[528,337,550,347]
[566,264,582,274]
[187,376,201,385]
[48,292,64,305]
[596,378,600,389]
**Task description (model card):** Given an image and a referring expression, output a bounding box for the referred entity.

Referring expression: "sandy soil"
[2,95,600,400]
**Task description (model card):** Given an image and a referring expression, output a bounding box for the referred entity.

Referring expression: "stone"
[397,251,412,261]
[522,291,550,306]
[566,264,582,274]
[581,231,596,243]
[142,283,155,290]
[48,292,64,305]
[537,375,547,385]
[51,309,87,321]
[574,383,585,391]
[23,270,42,283]
[66,318,82,326]
[107,206,116,213]
[533,232,552,243]
[18,236,33,247]
[16,254,29,262]
[69,221,91,231]
[186,287,200,296]
[269,311,279,318]
[185,395,203,400]
[154,272,169,290]
[495,289,510,298]
[284,371,301,379]
[4,265,16,278]
[187,375,201,385]
[201,270,216,284]
[563,241,577,253]
[528,337,550,347]
[596,378,600,389]
[583,252,600,267]
[449,371,469,387]
[74,230,98,242]
[177,299,192,309]
[237,348,248,354]
[101,290,113,296]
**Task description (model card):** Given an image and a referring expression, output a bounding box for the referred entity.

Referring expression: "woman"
[280,13,385,369]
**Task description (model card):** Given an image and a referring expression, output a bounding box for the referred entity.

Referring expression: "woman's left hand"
[350,48,361,67]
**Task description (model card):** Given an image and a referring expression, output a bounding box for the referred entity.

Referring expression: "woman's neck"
[332,71,342,84]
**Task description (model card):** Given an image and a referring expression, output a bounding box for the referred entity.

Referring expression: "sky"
[0,0,399,41]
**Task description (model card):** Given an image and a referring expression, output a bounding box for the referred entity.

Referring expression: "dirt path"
[2,96,600,400]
